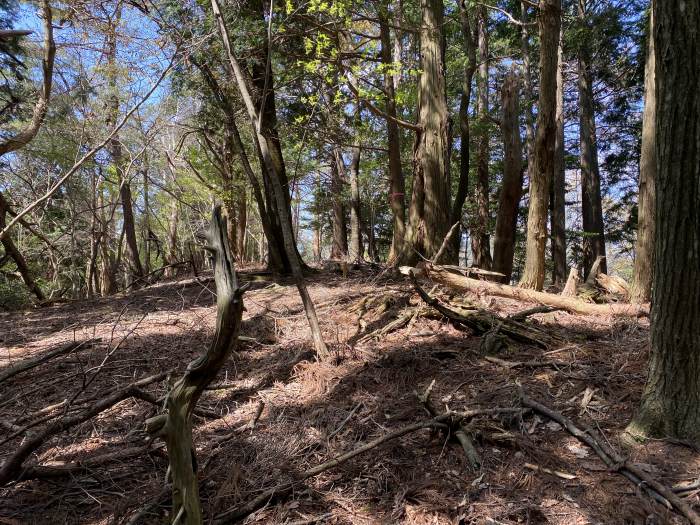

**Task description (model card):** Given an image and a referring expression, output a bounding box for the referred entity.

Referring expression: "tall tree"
[577,0,606,278]
[348,126,363,262]
[211,0,328,358]
[551,29,567,285]
[379,8,406,263]
[627,0,699,441]
[402,0,450,263]
[330,149,348,259]
[470,6,492,269]
[630,7,655,304]
[492,69,523,283]
[520,0,561,290]
[105,3,144,284]
[450,0,477,261]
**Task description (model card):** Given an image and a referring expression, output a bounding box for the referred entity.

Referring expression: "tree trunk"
[237,189,247,263]
[630,8,656,304]
[520,0,561,290]
[330,149,348,260]
[142,159,151,275]
[520,2,535,184]
[577,0,606,279]
[146,207,244,524]
[98,187,115,296]
[106,8,143,284]
[492,70,523,283]
[471,6,492,270]
[450,0,477,262]
[379,13,406,263]
[627,0,700,441]
[212,0,328,358]
[165,194,179,277]
[0,193,44,300]
[551,30,567,285]
[348,136,363,262]
[401,0,450,264]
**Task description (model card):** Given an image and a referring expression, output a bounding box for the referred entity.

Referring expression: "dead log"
[405,269,551,348]
[424,264,648,317]
[0,371,167,486]
[146,206,246,525]
[0,338,99,384]
[596,273,630,298]
[520,389,700,525]
[584,255,605,284]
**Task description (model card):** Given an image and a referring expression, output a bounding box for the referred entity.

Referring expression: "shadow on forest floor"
[0,269,695,524]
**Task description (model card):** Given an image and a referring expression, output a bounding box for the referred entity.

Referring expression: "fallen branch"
[215,417,450,523]
[520,389,700,524]
[16,445,160,481]
[425,264,648,317]
[508,305,558,321]
[0,338,99,384]
[405,269,551,348]
[416,380,480,469]
[0,371,167,486]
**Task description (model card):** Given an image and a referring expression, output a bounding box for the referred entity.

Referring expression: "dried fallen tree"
[402,267,553,349]
[520,388,700,525]
[146,206,246,525]
[421,264,649,317]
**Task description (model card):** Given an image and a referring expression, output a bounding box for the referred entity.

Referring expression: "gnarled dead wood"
[424,264,648,317]
[0,338,99,384]
[520,389,700,525]
[146,206,246,525]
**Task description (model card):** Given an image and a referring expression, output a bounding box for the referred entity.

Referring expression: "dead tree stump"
[146,206,246,525]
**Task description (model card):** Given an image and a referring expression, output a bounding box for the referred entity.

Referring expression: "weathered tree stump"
[146,206,246,525]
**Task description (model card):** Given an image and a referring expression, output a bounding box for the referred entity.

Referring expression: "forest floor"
[0,267,697,525]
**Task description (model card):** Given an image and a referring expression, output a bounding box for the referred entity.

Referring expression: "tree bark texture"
[330,149,348,259]
[146,207,244,524]
[471,6,492,270]
[630,7,656,304]
[348,136,363,262]
[577,0,606,278]
[551,30,567,285]
[402,0,450,263]
[520,0,561,290]
[493,70,523,284]
[628,0,700,441]
[379,12,406,264]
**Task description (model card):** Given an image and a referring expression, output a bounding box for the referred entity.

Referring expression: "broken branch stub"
[146,206,246,525]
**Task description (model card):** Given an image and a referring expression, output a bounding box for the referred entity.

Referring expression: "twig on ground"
[214,417,450,523]
[328,401,362,440]
[0,338,100,384]
[0,371,168,486]
[519,387,700,524]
